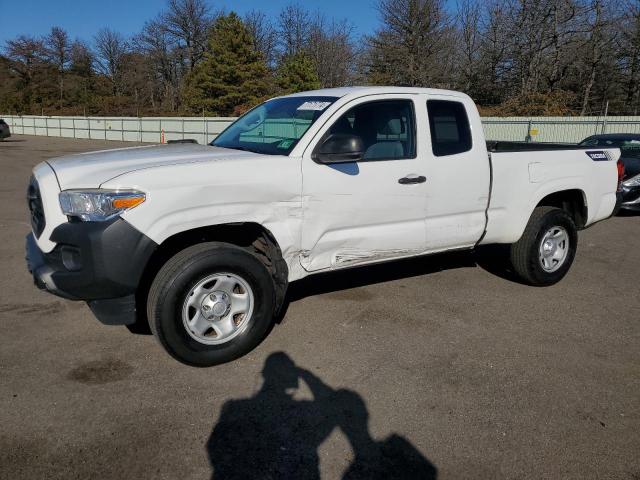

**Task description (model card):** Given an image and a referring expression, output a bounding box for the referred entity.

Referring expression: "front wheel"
[510,207,578,286]
[147,242,276,367]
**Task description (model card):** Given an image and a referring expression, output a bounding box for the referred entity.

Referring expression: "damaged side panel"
[299,160,428,273]
[102,155,306,280]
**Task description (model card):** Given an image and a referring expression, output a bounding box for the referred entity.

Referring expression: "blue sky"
[0,0,381,46]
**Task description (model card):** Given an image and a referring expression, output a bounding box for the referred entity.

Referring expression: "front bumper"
[26,218,157,325]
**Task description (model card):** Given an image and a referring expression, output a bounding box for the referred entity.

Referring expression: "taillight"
[617,159,625,191]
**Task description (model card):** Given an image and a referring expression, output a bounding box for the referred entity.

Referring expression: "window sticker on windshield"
[297,101,331,111]
[277,139,295,149]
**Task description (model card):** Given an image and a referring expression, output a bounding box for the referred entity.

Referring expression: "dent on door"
[300,162,428,272]
[300,97,428,272]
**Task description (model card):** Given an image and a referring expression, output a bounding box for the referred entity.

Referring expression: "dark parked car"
[0,119,10,140]
[579,134,640,212]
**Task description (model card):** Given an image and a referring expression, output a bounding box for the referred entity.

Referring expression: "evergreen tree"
[276,52,321,94]
[182,13,272,115]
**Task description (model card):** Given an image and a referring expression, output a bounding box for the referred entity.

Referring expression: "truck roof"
[283,86,470,100]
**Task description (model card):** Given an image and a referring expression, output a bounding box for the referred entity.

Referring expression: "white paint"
[481,149,619,244]
[30,162,69,253]
[31,86,621,281]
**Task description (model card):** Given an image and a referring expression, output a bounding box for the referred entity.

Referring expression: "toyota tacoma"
[26,87,624,366]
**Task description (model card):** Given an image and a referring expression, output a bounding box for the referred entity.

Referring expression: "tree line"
[1,0,639,117]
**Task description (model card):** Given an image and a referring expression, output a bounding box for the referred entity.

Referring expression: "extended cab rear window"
[427,100,472,157]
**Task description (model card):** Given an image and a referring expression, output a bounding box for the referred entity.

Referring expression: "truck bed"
[480,147,620,245]
[486,141,596,152]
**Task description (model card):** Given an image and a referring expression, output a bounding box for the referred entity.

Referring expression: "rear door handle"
[398,175,426,185]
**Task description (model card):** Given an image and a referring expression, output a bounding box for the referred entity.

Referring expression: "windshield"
[211,96,338,155]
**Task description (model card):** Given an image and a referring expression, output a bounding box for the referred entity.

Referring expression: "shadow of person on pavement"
[336,389,437,480]
[206,352,437,479]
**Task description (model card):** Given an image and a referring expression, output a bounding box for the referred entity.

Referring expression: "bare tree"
[4,35,46,83]
[504,0,586,95]
[3,35,46,112]
[456,0,483,92]
[69,40,93,75]
[68,40,94,114]
[244,9,278,66]
[161,0,214,70]
[367,0,454,86]
[308,15,358,87]
[478,1,511,90]
[93,28,129,95]
[44,26,71,108]
[578,0,617,114]
[134,19,181,111]
[619,0,640,114]
[4,0,640,116]
[278,3,312,57]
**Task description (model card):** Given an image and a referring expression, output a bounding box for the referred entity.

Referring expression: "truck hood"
[47,143,258,189]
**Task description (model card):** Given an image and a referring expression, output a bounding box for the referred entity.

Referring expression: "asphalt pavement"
[1,135,638,479]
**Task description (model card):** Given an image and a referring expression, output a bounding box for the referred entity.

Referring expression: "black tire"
[147,242,276,367]
[509,207,577,286]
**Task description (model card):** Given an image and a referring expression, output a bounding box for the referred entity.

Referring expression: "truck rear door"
[422,95,491,251]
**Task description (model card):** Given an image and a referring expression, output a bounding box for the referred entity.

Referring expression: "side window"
[427,100,472,157]
[326,100,416,161]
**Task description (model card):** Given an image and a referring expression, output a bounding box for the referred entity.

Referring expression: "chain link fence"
[3,114,640,145]
[0,115,236,145]
[482,116,640,143]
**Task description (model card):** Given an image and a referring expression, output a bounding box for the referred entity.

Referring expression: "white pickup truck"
[26,87,624,366]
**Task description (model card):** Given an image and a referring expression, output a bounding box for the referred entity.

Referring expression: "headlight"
[622,174,640,188]
[59,189,146,221]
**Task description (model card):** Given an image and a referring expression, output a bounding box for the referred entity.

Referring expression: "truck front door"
[300,95,428,272]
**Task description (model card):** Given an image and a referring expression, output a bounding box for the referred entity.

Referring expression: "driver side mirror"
[312,133,364,164]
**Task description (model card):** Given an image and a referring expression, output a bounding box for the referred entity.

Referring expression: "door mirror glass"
[313,133,364,164]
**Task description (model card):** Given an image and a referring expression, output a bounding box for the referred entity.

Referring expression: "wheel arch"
[130,222,288,334]
[534,189,588,229]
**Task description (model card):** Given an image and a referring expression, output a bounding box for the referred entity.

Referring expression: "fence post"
[88,115,91,139]
[525,119,532,143]
[45,116,49,137]
[601,100,609,134]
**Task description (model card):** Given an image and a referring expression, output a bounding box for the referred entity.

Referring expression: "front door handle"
[398,175,427,185]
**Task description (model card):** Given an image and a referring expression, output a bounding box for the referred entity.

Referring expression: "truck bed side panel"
[481,148,619,245]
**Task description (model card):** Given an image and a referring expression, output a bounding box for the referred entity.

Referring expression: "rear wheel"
[510,207,577,286]
[147,242,276,367]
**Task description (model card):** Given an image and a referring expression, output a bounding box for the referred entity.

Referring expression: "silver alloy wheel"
[182,272,254,345]
[538,226,570,273]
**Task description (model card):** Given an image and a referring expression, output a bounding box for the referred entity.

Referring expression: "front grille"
[27,176,46,238]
